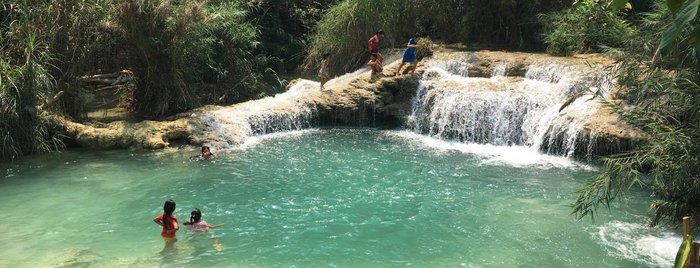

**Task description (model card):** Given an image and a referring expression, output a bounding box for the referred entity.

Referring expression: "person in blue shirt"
[395,33,419,76]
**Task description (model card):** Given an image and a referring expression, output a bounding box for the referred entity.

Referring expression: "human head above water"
[163,199,176,215]
[201,146,210,154]
[190,208,202,222]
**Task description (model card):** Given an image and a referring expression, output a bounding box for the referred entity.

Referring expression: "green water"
[0,129,674,267]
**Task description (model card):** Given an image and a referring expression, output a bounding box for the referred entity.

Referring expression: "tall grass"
[114,0,194,116]
[114,0,274,116]
[0,1,64,159]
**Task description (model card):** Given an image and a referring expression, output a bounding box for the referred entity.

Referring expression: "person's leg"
[160,237,177,254]
[410,61,418,75]
[395,62,406,76]
[213,237,223,252]
[321,75,329,90]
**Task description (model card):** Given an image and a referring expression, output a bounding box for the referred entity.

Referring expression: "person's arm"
[207,223,225,229]
[153,215,163,226]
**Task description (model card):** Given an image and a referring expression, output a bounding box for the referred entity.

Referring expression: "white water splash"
[197,79,320,148]
[410,58,612,157]
[595,221,681,267]
[234,129,320,151]
[386,130,594,170]
[491,64,507,77]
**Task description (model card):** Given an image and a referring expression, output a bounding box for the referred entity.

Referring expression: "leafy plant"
[0,0,64,159]
[574,0,700,227]
[541,0,634,55]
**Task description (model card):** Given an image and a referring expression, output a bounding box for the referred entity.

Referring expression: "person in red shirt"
[153,199,179,251]
[368,30,384,64]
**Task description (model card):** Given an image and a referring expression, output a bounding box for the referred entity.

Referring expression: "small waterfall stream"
[195,80,320,147]
[408,56,613,157]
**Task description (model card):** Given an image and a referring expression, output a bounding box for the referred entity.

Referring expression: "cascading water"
[195,80,320,148]
[408,56,613,157]
[193,66,375,149]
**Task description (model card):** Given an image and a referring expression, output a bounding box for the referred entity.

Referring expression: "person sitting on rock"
[368,53,383,76]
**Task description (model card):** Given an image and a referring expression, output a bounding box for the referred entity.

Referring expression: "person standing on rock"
[319,53,331,91]
[368,30,384,64]
[395,33,419,76]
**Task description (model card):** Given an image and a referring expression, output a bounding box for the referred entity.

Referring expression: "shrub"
[541,0,634,55]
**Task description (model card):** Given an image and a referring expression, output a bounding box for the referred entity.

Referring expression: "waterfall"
[194,80,320,148]
[409,57,613,157]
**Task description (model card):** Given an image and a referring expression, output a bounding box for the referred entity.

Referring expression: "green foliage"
[0,1,64,159]
[541,0,634,56]
[176,2,268,103]
[247,0,338,72]
[675,234,694,268]
[574,0,700,227]
[307,0,572,74]
[114,0,195,116]
[113,0,290,116]
[659,0,700,58]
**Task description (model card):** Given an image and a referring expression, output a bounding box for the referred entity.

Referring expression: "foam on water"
[595,221,681,267]
[386,130,594,170]
[233,129,320,151]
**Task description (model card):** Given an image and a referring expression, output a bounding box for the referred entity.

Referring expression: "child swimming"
[198,146,215,160]
[184,208,224,231]
[184,208,225,251]
[153,199,179,250]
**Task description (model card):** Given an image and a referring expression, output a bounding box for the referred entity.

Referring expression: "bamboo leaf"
[612,0,629,9]
[660,0,700,53]
[668,0,686,15]
[674,234,694,268]
[676,0,700,27]
[660,22,680,53]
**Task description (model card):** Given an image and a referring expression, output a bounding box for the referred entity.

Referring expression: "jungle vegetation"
[1,0,700,229]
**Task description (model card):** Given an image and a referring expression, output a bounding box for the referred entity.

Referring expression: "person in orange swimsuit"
[153,199,179,251]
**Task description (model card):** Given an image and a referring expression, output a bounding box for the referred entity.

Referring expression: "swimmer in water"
[198,146,214,160]
[184,208,225,251]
